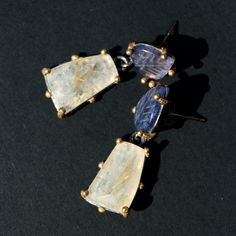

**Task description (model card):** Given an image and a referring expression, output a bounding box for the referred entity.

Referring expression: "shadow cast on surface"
[131,139,169,211]
[152,21,208,73]
[158,72,210,131]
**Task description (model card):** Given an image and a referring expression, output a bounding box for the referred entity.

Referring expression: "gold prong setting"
[128,41,136,50]
[98,161,104,169]
[135,131,156,142]
[159,98,169,105]
[71,54,80,61]
[126,49,132,56]
[80,189,89,198]
[139,182,144,190]
[161,54,167,60]
[131,106,136,114]
[160,47,167,60]
[141,79,162,88]
[148,80,156,88]
[41,67,51,76]
[88,97,95,104]
[100,49,108,55]
[150,81,161,88]
[116,138,123,144]
[140,77,148,84]
[168,68,176,76]
[135,131,144,138]
[154,93,161,100]
[98,206,106,213]
[57,108,66,119]
[114,76,121,84]
[122,206,129,218]
[126,41,136,56]
[154,93,168,105]
[45,90,51,98]
[160,47,167,55]
[126,42,136,56]
[144,147,150,158]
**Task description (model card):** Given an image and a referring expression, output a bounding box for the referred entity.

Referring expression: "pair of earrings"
[41,22,204,218]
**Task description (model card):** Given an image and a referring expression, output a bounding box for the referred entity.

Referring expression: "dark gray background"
[0,0,235,235]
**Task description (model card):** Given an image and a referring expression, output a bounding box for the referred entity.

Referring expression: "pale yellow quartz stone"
[85,142,145,215]
[44,54,118,114]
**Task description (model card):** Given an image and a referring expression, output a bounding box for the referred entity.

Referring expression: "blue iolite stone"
[134,86,169,132]
[130,43,175,80]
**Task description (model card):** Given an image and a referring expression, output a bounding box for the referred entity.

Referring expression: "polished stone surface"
[131,43,175,80]
[84,142,145,215]
[44,54,118,114]
[134,86,169,132]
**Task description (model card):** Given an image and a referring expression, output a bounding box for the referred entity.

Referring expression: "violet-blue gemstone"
[134,86,169,132]
[131,43,175,80]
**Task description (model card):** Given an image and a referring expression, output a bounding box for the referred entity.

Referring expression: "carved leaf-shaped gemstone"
[134,86,169,132]
[131,43,175,80]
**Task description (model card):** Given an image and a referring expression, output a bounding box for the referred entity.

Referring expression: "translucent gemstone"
[43,54,118,114]
[134,86,169,132]
[84,142,145,215]
[131,43,175,80]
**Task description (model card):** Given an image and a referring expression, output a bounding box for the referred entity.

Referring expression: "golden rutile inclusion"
[43,54,118,114]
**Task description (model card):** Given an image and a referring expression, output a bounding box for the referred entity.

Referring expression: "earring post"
[169,112,206,122]
[162,20,178,44]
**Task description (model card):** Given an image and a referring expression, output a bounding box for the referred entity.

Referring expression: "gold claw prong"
[114,76,121,84]
[132,106,136,114]
[80,189,89,198]
[148,80,156,88]
[41,67,51,76]
[98,161,104,169]
[116,138,123,144]
[57,108,66,119]
[98,207,106,213]
[71,54,80,61]
[136,131,144,137]
[135,131,156,141]
[88,97,95,104]
[122,206,129,218]
[100,49,108,55]
[126,49,132,56]
[161,54,167,60]
[128,41,136,50]
[139,182,144,190]
[140,77,148,84]
[158,98,169,105]
[154,93,168,105]
[160,47,167,55]
[168,69,175,76]
[154,93,161,100]
[144,147,150,158]
[45,90,51,98]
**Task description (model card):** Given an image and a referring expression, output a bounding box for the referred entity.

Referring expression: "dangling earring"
[80,22,176,218]
[80,21,206,218]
